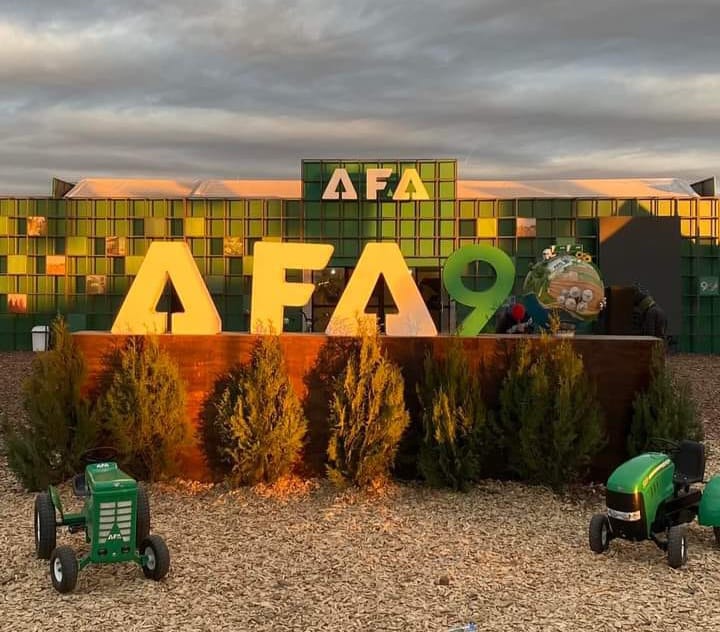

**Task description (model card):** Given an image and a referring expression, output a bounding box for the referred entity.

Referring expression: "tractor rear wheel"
[713,527,720,547]
[141,535,170,581]
[50,546,78,593]
[136,486,150,546]
[667,525,688,568]
[589,513,611,553]
[34,492,56,560]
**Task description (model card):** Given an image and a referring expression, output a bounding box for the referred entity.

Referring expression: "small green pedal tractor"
[34,448,170,593]
[589,439,720,568]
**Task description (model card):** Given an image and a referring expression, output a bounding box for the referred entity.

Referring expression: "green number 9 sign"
[442,245,516,335]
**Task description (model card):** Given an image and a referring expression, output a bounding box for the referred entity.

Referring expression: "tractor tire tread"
[35,492,56,560]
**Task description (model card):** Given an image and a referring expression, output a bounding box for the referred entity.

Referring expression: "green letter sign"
[442,245,515,335]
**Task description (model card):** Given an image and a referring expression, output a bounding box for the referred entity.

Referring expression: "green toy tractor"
[589,439,720,568]
[34,448,170,593]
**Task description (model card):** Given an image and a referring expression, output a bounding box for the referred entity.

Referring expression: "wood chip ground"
[1,352,719,631]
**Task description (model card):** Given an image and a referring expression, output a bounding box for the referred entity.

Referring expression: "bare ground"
[0,352,719,632]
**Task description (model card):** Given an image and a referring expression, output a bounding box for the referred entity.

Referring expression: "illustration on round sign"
[523,248,605,322]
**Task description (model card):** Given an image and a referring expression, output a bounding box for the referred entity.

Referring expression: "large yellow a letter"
[394,168,430,200]
[111,241,221,334]
[325,243,437,336]
[251,242,334,333]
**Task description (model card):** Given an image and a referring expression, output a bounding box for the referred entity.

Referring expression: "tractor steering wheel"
[80,446,119,465]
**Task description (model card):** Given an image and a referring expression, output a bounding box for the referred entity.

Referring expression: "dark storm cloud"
[0,0,718,193]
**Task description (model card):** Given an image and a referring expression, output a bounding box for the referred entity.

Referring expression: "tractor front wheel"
[140,535,170,581]
[34,492,56,560]
[667,525,688,569]
[50,546,78,593]
[589,513,611,553]
[136,486,150,546]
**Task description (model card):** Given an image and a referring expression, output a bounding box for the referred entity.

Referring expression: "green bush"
[628,347,702,455]
[499,336,605,489]
[1,317,97,491]
[417,340,493,491]
[327,325,410,488]
[97,337,190,481]
[208,335,307,485]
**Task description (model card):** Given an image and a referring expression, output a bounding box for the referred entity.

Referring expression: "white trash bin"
[31,325,50,352]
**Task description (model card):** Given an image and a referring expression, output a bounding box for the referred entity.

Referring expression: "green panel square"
[439,161,456,180]
[439,182,455,201]
[362,202,378,219]
[597,200,613,217]
[152,200,169,218]
[459,219,475,237]
[381,220,396,238]
[323,220,340,238]
[267,219,282,237]
[400,221,415,238]
[131,200,148,217]
[556,219,573,237]
[498,201,514,217]
[185,217,205,237]
[170,218,184,237]
[440,240,454,257]
[170,200,185,217]
[125,256,144,274]
[190,200,206,218]
[131,219,144,236]
[552,200,573,218]
[285,219,301,238]
[342,220,359,238]
[191,239,206,257]
[340,240,359,258]
[440,220,454,238]
[400,202,415,219]
[517,201,533,217]
[517,239,535,255]
[400,239,415,257]
[360,221,377,238]
[478,201,495,218]
[249,200,264,218]
[209,238,223,256]
[7,255,27,274]
[576,219,597,237]
[419,220,435,238]
[285,201,301,218]
[248,219,263,237]
[145,218,166,237]
[440,201,454,218]
[305,220,321,238]
[419,162,436,180]
[209,200,225,219]
[242,256,254,275]
[342,202,359,218]
[537,219,552,237]
[459,201,475,219]
[419,240,435,257]
[304,182,323,200]
[208,219,224,237]
[576,200,594,217]
[419,201,435,218]
[381,203,396,218]
[229,201,245,218]
[498,219,516,237]
[303,161,322,180]
[324,202,341,219]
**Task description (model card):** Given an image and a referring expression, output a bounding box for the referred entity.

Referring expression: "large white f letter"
[251,242,334,333]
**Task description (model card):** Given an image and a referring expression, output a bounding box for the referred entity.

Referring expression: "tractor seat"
[672,440,705,487]
[72,473,89,498]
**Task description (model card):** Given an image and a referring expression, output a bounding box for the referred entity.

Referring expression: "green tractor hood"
[607,452,673,494]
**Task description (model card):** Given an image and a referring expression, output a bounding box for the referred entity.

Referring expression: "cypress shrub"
[327,325,410,488]
[208,335,307,485]
[1,317,98,491]
[499,336,605,489]
[97,337,190,481]
[628,347,702,455]
[417,340,493,491]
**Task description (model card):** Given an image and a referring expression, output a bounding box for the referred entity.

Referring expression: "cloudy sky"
[1,0,719,194]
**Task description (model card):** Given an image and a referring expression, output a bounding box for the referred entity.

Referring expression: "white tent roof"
[64,177,700,199]
[456,178,699,199]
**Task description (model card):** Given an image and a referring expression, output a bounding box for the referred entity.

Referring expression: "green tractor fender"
[699,475,720,527]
